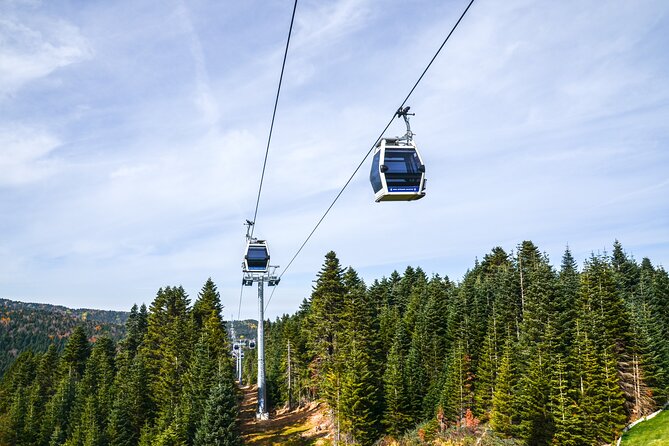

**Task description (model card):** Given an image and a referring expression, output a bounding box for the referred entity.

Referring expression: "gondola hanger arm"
[396,106,415,143]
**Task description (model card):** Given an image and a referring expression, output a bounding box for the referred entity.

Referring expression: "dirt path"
[239,385,330,445]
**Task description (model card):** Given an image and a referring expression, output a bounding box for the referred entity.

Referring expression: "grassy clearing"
[621,409,669,446]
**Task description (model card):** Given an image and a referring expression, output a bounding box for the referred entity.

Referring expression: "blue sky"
[1,0,668,319]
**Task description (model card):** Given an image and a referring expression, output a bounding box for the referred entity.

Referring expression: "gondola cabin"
[243,240,270,273]
[369,138,426,202]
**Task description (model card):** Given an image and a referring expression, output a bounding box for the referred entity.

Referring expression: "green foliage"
[383,321,413,437]
[0,279,240,446]
[338,267,382,445]
[490,342,515,437]
[255,241,669,445]
[61,326,91,378]
[193,372,241,446]
[2,240,667,446]
[0,299,127,376]
[620,408,669,445]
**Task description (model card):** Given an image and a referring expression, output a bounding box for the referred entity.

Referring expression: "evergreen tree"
[191,279,231,361]
[0,351,38,444]
[556,247,580,354]
[650,266,669,399]
[141,286,192,423]
[490,341,515,437]
[440,339,474,425]
[40,373,76,446]
[108,353,151,446]
[3,386,28,445]
[382,322,412,437]
[549,355,587,446]
[517,349,553,445]
[515,245,557,445]
[474,324,497,419]
[67,337,115,446]
[193,372,241,446]
[581,254,639,418]
[339,268,381,445]
[181,335,219,443]
[62,326,91,379]
[121,304,148,359]
[306,252,346,406]
[25,345,60,445]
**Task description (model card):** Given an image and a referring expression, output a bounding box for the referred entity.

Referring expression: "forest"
[250,240,669,445]
[1,240,668,445]
[0,280,240,446]
[0,300,128,376]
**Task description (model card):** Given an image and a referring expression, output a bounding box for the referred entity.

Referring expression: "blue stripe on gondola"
[389,186,419,192]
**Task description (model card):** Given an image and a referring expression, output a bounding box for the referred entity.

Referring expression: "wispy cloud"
[1,0,668,316]
[0,11,92,98]
[175,0,220,130]
[0,125,61,186]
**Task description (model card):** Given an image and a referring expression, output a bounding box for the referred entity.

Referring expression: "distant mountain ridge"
[0,298,129,375]
[228,319,258,341]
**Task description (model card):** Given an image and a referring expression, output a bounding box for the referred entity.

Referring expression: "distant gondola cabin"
[243,240,270,273]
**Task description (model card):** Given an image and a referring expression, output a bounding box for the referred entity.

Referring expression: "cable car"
[243,240,270,273]
[369,107,426,202]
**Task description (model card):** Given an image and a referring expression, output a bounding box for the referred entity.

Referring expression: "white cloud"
[0,125,61,186]
[1,0,668,317]
[0,13,92,98]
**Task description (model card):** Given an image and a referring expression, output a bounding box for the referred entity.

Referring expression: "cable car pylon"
[242,220,280,420]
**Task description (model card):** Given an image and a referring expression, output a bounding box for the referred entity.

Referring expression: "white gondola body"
[369,138,426,202]
[243,240,270,273]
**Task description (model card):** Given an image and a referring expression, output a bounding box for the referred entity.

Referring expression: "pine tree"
[68,337,115,446]
[108,353,151,446]
[474,324,497,419]
[25,346,60,445]
[511,243,557,445]
[581,254,639,420]
[194,371,241,446]
[141,286,192,423]
[3,386,28,446]
[40,373,76,446]
[306,252,346,405]
[420,276,453,418]
[490,340,515,437]
[517,348,553,445]
[382,322,412,437]
[181,334,218,443]
[62,326,91,379]
[440,340,474,425]
[191,279,231,362]
[549,355,587,446]
[650,266,669,400]
[338,268,381,445]
[121,304,148,359]
[556,247,580,354]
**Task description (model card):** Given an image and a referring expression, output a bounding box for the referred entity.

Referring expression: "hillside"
[230,319,258,341]
[0,298,128,375]
[621,409,669,445]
